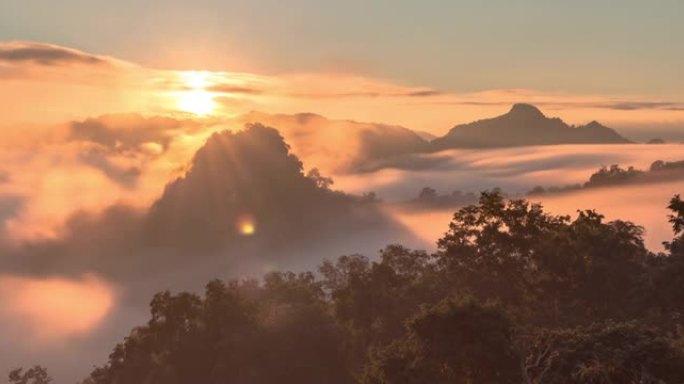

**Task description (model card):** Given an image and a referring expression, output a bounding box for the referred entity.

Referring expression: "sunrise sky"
[1,0,684,139]
[2,1,682,94]
[1,2,684,382]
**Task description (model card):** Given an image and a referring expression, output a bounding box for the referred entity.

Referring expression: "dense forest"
[10,192,684,384]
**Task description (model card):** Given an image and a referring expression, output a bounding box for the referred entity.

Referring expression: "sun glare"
[177,71,217,116]
[183,71,212,89]
[178,89,216,115]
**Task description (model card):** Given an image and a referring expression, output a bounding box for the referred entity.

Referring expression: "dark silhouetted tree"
[585,164,643,187]
[435,191,648,325]
[417,187,437,201]
[306,167,334,190]
[8,366,52,384]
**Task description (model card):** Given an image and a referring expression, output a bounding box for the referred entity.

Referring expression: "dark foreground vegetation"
[12,192,684,384]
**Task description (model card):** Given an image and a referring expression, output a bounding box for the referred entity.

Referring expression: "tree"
[524,321,684,384]
[76,193,684,383]
[321,247,436,343]
[648,195,684,322]
[306,167,334,190]
[435,191,566,314]
[254,271,352,384]
[585,164,643,187]
[320,246,439,375]
[85,281,259,384]
[8,366,52,384]
[435,191,648,325]
[85,276,351,384]
[417,187,437,201]
[667,194,684,238]
[362,297,522,384]
[360,191,379,203]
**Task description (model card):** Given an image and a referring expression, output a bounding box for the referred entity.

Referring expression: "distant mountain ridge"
[231,105,632,174]
[431,103,632,149]
[235,111,430,173]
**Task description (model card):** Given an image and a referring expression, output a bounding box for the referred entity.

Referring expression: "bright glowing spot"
[176,71,217,116]
[178,89,216,115]
[0,274,114,341]
[182,70,212,89]
[237,215,256,236]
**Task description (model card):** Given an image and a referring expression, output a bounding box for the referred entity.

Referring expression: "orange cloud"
[0,274,114,342]
[2,40,683,135]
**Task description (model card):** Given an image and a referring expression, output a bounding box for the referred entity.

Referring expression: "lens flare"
[237,215,256,236]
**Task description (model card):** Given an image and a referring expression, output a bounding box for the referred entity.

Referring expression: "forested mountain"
[432,104,631,149]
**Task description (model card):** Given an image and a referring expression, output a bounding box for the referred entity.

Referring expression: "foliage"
[362,297,521,384]
[585,164,643,187]
[8,366,52,384]
[667,194,684,237]
[524,321,684,383]
[85,276,350,384]
[306,167,334,190]
[21,191,684,383]
[436,192,648,324]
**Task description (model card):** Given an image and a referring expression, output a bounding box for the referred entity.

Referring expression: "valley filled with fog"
[2,112,683,381]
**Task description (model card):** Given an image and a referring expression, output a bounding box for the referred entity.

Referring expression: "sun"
[176,71,217,116]
[178,89,216,116]
[182,70,212,89]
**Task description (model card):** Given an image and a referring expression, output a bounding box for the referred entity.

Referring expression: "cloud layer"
[2,41,684,138]
[0,41,110,67]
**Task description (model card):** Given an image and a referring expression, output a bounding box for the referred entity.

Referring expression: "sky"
[1,0,683,96]
[1,0,684,140]
[1,2,684,381]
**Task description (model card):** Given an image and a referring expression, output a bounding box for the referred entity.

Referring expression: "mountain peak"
[584,120,604,129]
[508,103,545,118]
[432,104,630,149]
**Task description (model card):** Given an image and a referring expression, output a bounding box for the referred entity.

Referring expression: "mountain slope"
[145,123,422,257]
[6,124,423,282]
[235,112,430,173]
[432,104,631,149]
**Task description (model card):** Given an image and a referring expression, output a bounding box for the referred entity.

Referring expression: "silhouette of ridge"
[508,103,545,118]
[432,104,631,149]
[145,123,416,251]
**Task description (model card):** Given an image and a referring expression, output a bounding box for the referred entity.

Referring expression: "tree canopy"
[15,191,684,384]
